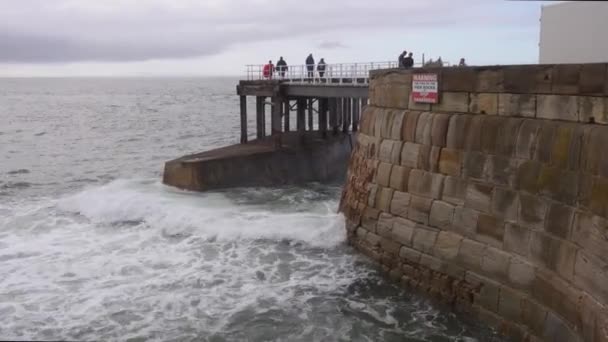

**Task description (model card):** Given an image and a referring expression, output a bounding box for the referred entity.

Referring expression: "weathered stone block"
[475,67,504,93]
[420,253,443,272]
[356,227,369,240]
[378,140,394,163]
[385,85,410,110]
[476,214,505,248]
[429,201,455,230]
[572,212,608,264]
[579,96,606,125]
[390,191,410,218]
[498,286,523,322]
[377,213,395,238]
[551,64,581,94]
[452,207,479,237]
[408,170,444,200]
[521,298,548,337]
[376,162,392,187]
[503,223,531,257]
[380,237,402,255]
[495,117,524,157]
[415,112,433,145]
[438,148,461,176]
[392,217,416,246]
[536,95,579,122]
[481,246,510,280]
[550,123,575,169]
[471,273,501,312]
[389,141,403,165]
[544,203,574,239]
[365,232,382,247]
[535,121,558,164]
[362,206,381,231]
[480,116,503,154]
[401,111,421,142]
[470,93,498,115]
[484,155,516,186]
[491,187,519,223]
[504,64,552,93]
[518,194,546,230]
[431,114,451,147]
[514,160,541,194]
[417,145,441,173]
[432,92,469,113]
[579,63,607,95]
[433,231,462,260]
[463,152,486,180]
[389,165,411,191]
[367,183,379,207]
[465,182,493,213]
[508,257,536,290]
[442,176,466,206]
[530,231,578,281]
[407,195,433,225]
[532,269,583,332]
[498,93,536,117]
[464,116,484,152]
[516,120,542,159]
[590,176,608,218]
[441,67,476,92]
[543,311,580,342]
[375,187,394,212]
[400,142,421,168]
[400,246,421,263]
[446,114,471,149]
[574,252,608,305]
[457,239,486,272]
[412,226,438,254]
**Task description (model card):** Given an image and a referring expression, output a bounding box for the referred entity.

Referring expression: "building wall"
[540,2,608,64]
[339,64,608,342]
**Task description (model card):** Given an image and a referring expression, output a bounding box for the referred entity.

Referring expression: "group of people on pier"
[263,54,326,79]
[398,49,467,68]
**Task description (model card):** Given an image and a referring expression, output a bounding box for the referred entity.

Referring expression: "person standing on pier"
[403,52,414,68]
[398,50,407,68]
[263,60,274,79]
[317,58,326,79]
[306,53,315,80]
[276,57,288,78]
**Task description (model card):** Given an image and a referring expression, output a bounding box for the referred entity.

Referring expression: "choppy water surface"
[0,78,500,341]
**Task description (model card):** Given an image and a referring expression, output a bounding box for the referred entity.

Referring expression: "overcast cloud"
[0,0,540,63]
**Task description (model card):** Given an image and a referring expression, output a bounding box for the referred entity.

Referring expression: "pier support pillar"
[319,98,328,138]
[352,98,360,132]
[307,98,314,131]
[240,95,247,144]
[271,96,283,136]
[329,98,339,135]
[284,100,290,132]
[256,96,266,139]
[296,98,306,132]
[343,97,351,133]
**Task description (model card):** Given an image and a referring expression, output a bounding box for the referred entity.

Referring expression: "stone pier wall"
[339,64,608,342]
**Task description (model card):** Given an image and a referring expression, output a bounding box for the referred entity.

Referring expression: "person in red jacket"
[263,60,274,79]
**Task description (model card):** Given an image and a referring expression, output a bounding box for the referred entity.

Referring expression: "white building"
[539,1,608,64]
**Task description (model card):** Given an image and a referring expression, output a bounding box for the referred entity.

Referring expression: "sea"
[0,78,501,341]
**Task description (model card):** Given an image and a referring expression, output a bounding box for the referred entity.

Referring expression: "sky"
[0,0,549,77]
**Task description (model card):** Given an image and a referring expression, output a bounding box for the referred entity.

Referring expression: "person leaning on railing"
[317,58,326,78]
[276,57,288,78]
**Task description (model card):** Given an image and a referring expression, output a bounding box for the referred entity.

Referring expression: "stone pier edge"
[340,63,608,342]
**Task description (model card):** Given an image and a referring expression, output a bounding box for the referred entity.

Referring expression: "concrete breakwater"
[339,64,608,341]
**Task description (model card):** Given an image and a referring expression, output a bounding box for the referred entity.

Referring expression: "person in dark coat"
[305,54,315,79]
[276,56,288,78]
[403,52,414,68]
[398,50,407,68]
[317,58,327,78]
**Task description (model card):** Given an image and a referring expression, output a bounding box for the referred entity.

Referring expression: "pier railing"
[246,61,418,84]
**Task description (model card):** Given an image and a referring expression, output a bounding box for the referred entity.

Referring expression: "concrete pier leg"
[240,95,247,144]
[328,98,338,135]
[307,98,314,131]
[284,100,290,132]
[343,97,351,133]
[318,98,328,138]
[271,96,282,136]
[296,98,306,132]
[336,98,343,135]
[352,98,360,132]
[256,96,266,139]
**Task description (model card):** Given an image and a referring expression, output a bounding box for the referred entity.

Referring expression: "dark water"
[0,78,501,341]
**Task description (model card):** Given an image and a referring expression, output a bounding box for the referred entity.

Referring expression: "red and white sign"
[412,73,439,104]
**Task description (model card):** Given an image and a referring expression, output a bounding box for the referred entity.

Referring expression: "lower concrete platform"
[162,131,355,191]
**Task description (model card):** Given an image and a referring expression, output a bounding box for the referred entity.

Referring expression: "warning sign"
[412,74,439,104]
